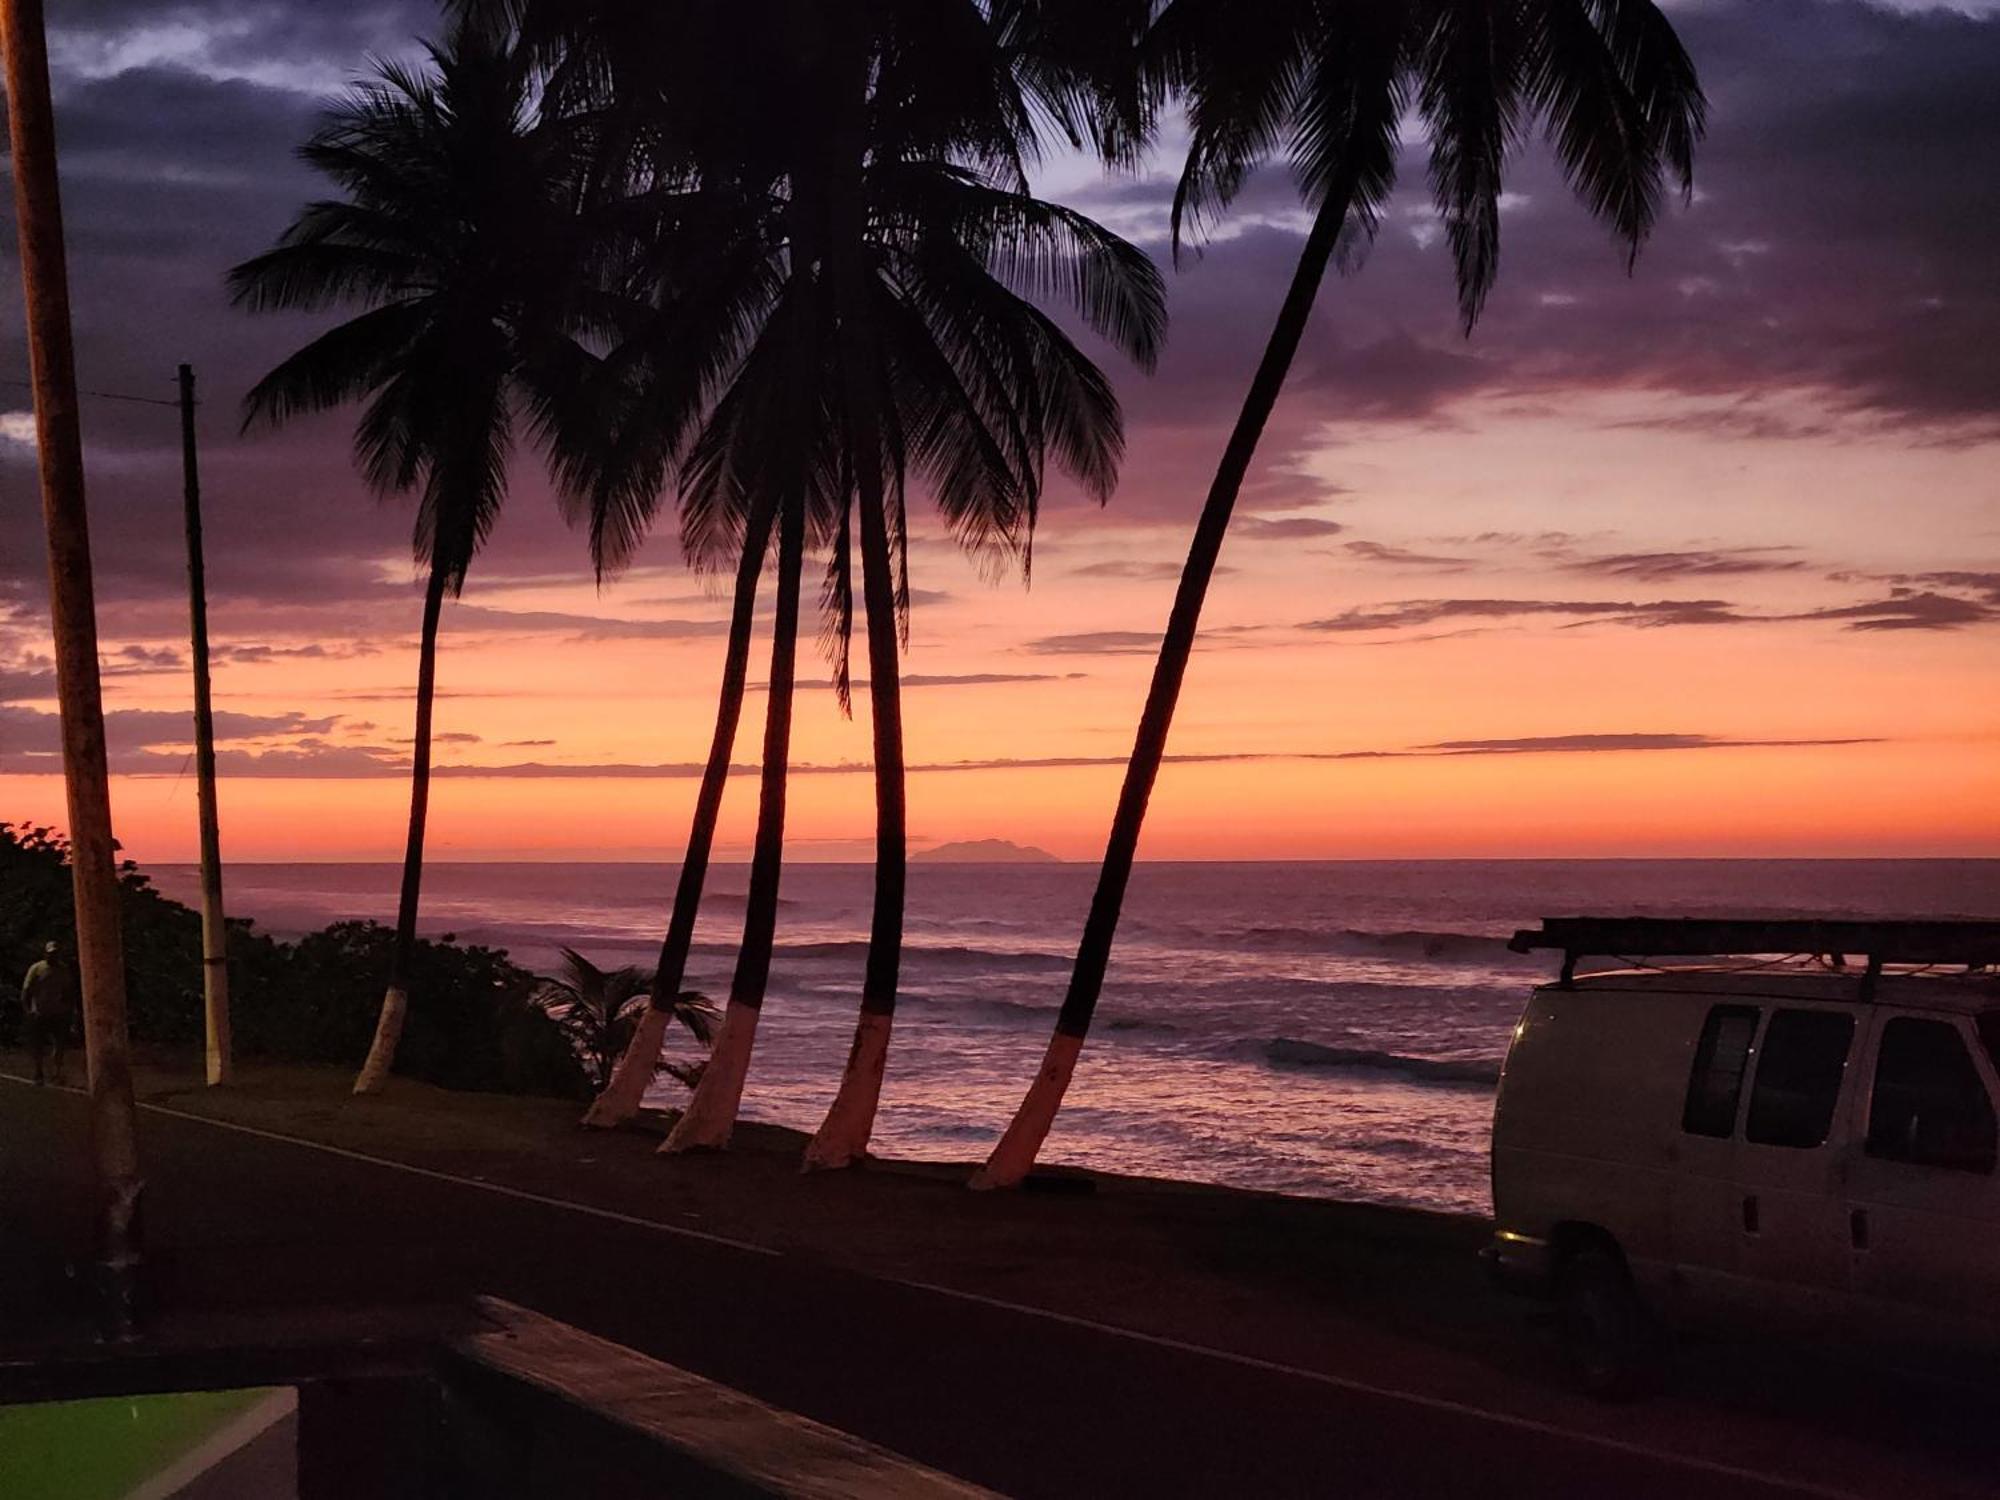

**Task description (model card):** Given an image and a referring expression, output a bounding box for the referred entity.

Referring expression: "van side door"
[1728,1004,1859,1331]
[1843,1009,2000,1347]
[1668,1001,1760,1305]
[1667,1001,1859,1330]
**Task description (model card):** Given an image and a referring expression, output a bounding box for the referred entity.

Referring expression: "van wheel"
[1555,1245,1661,1400]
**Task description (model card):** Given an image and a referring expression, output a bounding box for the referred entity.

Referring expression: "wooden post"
[178,364,232,1085]
[2,0,145,1325]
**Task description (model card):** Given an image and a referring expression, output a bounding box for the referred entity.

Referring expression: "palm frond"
[237,302,426,432]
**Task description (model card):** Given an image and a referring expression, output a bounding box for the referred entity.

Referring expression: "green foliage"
[530,947,718,1092]
[0,822,588,1100]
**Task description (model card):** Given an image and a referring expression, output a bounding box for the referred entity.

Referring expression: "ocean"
[148,858,2000,1215]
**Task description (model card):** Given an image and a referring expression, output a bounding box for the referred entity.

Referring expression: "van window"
[1744,1009,1854,1148]
[1866,1018,1998,1174]
[1683,1004,1759,1138]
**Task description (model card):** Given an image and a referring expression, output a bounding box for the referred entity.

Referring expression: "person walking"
[20,941,76,1086]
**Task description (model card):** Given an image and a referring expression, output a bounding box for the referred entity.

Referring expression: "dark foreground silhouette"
[2,1064,1993,1499]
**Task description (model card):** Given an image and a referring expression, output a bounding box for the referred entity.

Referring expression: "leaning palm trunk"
[4,0,144,1322]
[353,562,449,1095]
[662,488,804,1152]
[803,411,904,1170]
[583,492,775,1128]
[974,190,1350,1189]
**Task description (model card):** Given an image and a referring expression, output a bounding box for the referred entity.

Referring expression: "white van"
[1490,918,2000,1395]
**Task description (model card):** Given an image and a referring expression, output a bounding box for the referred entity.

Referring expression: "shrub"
[1,821,588,1099]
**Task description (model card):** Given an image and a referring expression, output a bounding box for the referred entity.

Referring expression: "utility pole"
[2,0,145,1325]
[179,363,231,1086]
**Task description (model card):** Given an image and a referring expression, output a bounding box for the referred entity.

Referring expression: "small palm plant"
[531,947,718,1095]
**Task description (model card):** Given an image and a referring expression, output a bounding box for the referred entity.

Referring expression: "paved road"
[0,1081,1946,1499]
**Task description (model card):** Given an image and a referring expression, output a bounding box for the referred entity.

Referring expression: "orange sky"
[7,388,1997,864]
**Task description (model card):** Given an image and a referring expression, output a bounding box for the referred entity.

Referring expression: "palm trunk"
[803,404,903,1170]
[179,363,231,1087]
[583,492,776,1128]
[353,562,448,1095]
[973,191,1352,1190]
[662,487,804,1152]
[4,0,143,1324]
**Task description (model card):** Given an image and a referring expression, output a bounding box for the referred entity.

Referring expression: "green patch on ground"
[0,1386,277,1499]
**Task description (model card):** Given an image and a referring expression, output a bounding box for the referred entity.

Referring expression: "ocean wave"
[755,940,1073,973]
[1220,926,1525,965]
[901,992,1059,1023]
[1260,1037,1502,1086]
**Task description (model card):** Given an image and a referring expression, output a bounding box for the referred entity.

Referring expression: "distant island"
[914,839,1061,864]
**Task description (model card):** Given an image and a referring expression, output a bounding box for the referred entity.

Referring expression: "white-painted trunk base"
[970,1031,1085,1190]
[802,1011,893,1171]
[582,1003,672,1128]
[204,1025,231,1088]
[660,1000,759,1153]
[352,987,408,1096]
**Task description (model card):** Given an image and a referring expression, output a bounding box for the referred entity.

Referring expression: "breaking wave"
[769,940,1073,973]
[1261,1037,1502,1087]
[1221,927,1524,964]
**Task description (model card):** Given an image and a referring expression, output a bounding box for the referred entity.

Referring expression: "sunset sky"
[3,0,1997,863]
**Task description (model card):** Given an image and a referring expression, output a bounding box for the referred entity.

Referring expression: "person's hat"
[43,941,58,955]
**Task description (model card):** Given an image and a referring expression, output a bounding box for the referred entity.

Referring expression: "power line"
[0,375,186,409]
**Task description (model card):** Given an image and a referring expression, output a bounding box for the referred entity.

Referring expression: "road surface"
[0,1079,1985,1499]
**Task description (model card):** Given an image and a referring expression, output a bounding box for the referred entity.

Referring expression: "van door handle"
[1741,1194,1759,1234]
[1850,1208,1869,1251]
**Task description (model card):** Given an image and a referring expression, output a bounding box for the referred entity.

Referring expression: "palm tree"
[661,6,1164,1160]
[533,3,1163,1154]
[975,0,1706,1187]
[657,280,835,1149]
[575,482,776,1129]
[795,2,1164,1170]
[530,947,717,1092]
[519,13,816,1133]
[230,18,598,1094]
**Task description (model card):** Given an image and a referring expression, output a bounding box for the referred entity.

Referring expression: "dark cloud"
[1047,0,2000,487]
[1067,560,1201,581]
[1304,575,2000,637]
[1,729,1887,779]
[448,605,728,641]
[103,643,185,674]
[1415,733,1880,756]
[1302,597,1753,634]
[1795,590,1997,631]
[1558,547,1807,582]
[0,655,58,700]
[898,672,1083,688]
[49,1,434,88]
[1343,541,1472,569]
[747,670,1087,692]
[1022,630,1163,656]
[218,642,380,663]
[5,0,1994,677]
[2,703,340,757]
[1232,516,1346,542]
[1829,570,2000,605]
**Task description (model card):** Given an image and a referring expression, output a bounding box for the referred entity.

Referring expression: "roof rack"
[1509,917,2000,990]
